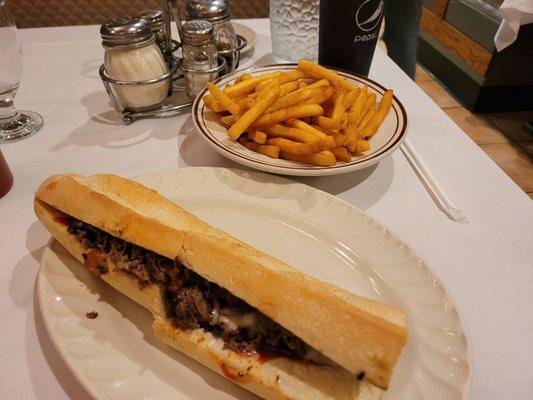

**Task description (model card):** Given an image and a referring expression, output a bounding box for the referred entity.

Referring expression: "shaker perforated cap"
[135,10,166,30]
[186,0,231,23]
[100,17,153,47]
[182,20,215,46]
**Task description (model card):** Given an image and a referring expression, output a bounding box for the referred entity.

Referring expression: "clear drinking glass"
[269,0,319,63]
[0,1,43,142]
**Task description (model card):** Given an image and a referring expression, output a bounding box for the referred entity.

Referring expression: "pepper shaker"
[135,10,172,62]
[100,17,170,111]
[186,0,238,73]
[181,20,219,99]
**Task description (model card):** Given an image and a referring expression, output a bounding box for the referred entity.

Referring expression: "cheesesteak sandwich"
[34,173,407,399]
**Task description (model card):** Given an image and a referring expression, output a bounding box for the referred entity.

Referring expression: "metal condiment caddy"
[98,1,246,124]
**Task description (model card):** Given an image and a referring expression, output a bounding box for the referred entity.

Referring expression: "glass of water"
[269,0,319,63]
[0,1,43,142]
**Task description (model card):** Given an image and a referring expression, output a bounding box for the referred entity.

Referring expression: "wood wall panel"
[421,8,492,76]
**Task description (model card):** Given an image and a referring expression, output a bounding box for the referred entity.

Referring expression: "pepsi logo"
[355,0,384,32]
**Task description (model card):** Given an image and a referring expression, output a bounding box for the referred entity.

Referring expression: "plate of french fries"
[192,61,408,176]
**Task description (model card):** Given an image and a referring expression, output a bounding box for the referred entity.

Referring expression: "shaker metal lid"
[100,17,153,47]
[186,0,231,23]
[182,20,215,45]
[135,10,166,29]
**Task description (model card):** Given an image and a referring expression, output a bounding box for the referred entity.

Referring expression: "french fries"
[206,82,240,115]
[266,137,328,155]
[362,90,393,137]
[228,81,280,140]
[247,130,268,144]
[255,70,306,92]
[266,124,323,143]
[267,86,326,112]
[297,60,356,91]
[204,61,395,166]
[224,72,281,98]
[304,86,335,105]
[240,138,280,158]
[220,114,236,126]
[235,73,251,83]
[254,104,324,127]
[331,146,352,163]
[280,150,336,166]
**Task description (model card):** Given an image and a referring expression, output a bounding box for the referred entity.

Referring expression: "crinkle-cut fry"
[331,146,352,163]
[220,114,236,126]
[247,129,268,144]
[344,88,361,110]
[255,70,307,92]
[266,137,328,155]
[288,119,336,148]
[266,86,325,112]
[228,81,280,140]
[297,60,356,91]
[266,124,321,143]
[299,78,317,84]
[304,86,335,106]
[363,90,394,137]
[238,97,255,113]
[203,95,226,112]
[235,73,252,83]
[254,104,324,127]
[298,81,308,89]
[281,150,336,166]
[242,141,281,158]
[311,124,345,146]
[353,92,376,127]
[207,82,240,115]
[224,72,281,97]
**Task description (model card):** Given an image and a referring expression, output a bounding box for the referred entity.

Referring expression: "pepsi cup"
[319,0,384,76]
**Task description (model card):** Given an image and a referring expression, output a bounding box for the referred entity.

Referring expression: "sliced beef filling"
[67,219,312,359]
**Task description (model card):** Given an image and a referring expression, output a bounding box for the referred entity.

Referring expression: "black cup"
[319,0,384,76]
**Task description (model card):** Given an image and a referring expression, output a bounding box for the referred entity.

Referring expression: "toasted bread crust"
[36,199,381,399]
[35,173,407,388]
[153,317,381,400]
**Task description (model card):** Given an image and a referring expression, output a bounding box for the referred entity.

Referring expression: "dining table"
[1,19,532,400]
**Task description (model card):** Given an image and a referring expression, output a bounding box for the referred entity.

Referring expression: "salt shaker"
[135,10,172,61]
[181,20,218,99]
[100,18,170,111]
[186,0,238,72]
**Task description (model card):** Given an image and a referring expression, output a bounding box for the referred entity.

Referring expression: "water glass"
[0,1,43,142]
[269,0,319,63]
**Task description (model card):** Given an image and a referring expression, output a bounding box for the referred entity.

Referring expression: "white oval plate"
[232,22,257,54]
[37,168,470,400]
[192,64,408,176]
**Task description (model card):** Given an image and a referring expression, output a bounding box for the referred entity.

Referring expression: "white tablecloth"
[1,19,532,400]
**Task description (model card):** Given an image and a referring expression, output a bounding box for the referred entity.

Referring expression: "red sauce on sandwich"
[219,363,240,381]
